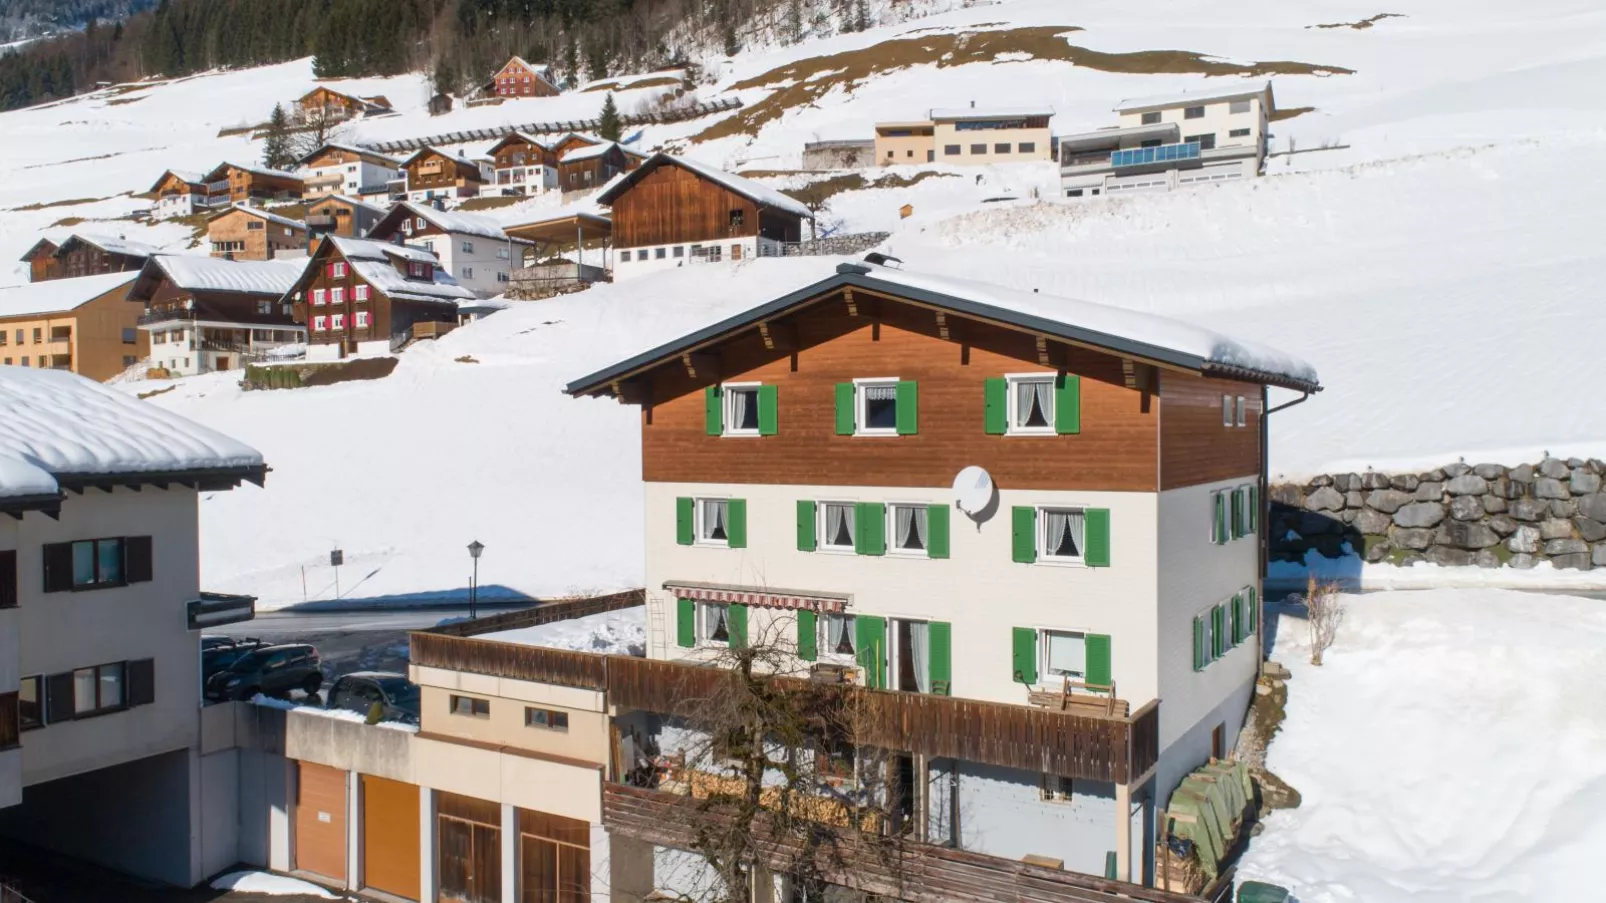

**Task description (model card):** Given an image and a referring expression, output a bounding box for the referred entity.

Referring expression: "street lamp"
[467,540,485,619]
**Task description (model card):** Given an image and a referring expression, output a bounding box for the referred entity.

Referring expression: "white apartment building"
[295,143,404,200]
[1060,81,1274,199]
[369,202,527,298]
[0,367,265,885]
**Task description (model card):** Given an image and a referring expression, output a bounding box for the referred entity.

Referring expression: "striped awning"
[663,581,849,613]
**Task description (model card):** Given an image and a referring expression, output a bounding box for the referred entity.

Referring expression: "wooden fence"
[423,589,644,638]
[360,97,743,155]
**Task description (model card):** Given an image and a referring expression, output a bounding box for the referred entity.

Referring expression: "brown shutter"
[124,536,153,583]
[45,672,74,722]
[0,549,16,608]
[126,658,156,707]
[42,542,73,593]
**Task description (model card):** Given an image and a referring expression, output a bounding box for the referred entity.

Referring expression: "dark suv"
[202,636,271,680]
[326,672,421,724]
[205,643,323,701]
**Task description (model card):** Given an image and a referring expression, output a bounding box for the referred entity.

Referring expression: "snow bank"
[1238,588,1606,901]
[478,606,646,656]
[209,870,338,897]
[250,694,419,733]
[1269,550,1606,591]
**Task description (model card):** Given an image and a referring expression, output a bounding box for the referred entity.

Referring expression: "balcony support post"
[1114,780,1132,882]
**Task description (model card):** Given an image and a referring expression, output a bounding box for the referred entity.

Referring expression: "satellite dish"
[953,465,994,516]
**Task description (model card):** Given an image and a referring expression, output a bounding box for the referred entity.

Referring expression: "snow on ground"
[249,694,420,733]
[475,606,646,656]
[209,869,339,897]
[1238,588,1606,901]
[1270,550,1606,592]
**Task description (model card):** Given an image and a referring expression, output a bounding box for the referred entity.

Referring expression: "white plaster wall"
[410,734,603,823]
[612,237,761,281]
[644,482,1160,709]
[153,194,202,220]
[417,232,514,298]
[953,761,1116,876]
[1152,681,1255,816]
[932,124,1054,163]
[1116,97,1267,155]
[199,748,241,879]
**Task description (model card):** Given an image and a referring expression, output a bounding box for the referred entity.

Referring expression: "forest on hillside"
[0,0,875,112]
[0,0,155,42]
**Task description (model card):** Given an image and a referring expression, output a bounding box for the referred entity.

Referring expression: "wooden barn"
[399,147,489,203]
[556,142,644,193]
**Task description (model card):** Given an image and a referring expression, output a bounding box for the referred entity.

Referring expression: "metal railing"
[138,308,197,325]
[1111,142,1201,168]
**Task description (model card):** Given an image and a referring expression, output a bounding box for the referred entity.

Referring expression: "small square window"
[655,247,667,259]
[1007,374,1056,434]
[461,240,474,253]
[699,602,731,644]
[1229,100,1251,114]
[1140,111,1162,125]
[450,695,489,717]
[970,143,987,155]
[944,144,961,155]
[1041,773,1075,802]
[819,502,855,550]
[855,379,899,435]
[819,612,857,658]
[1184,105,1206,119]
[121,328,137,344]
[697,499,730,545]
[525,707,570,731]
[889,504,929,555]
[721,383,761,435]
[1042,630,1087,680]
[637,250,649,261]
[994,142,1010,154]
[1039,508,1087,562]
[672,246,685,258]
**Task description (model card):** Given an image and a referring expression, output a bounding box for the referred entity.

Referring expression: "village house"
[398,147,491,204]
[147,169,210,219]
[597,153,811,277]
[368,201,526,298]
[201,162,305,207]
[874,120,937,164]
[128,254,306,376]
[488,55,561,98]
[0,272,145,380]
[284,235,474,359]
[930,106,1055,164]
[486,131,560,196]
[294,143,403,200]
[1059,81,1274,199]
[19,233,159,283]
[556,141,645,194]
[0,368,265,887]
[296,86,394,122]
[304,194,386,246]
[205,205,309,261]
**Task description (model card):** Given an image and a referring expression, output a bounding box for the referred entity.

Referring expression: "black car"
[326,672,420,724]
[205,643,322,701]
[202,636,271,679]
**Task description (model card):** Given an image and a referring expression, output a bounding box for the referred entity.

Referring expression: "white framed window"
[331,313,345,330]
[497,247,509,259]
[497,272,510,283]
[1222,394,1234,427]
[699,601,731,645]
[332,261,347,278]
[331,286,345,304]
[889,504,929,556]
[855,378,900,436]
[1007,373,1056,434]
[415,217,426,230]
[461,240,474,253]
[819,612,857,661]
[312,288,327,306]
[697,498,730,546]
[819,501,856,551]
[1184,105,1206,119]
[355,311,370,328]
[1040,774,1075,802]
[1235,396,1247,427]
[1042,629,1087,680]
[462,267,474,278]
[1039,507,1086,563]
[354,284,369,301]
[312,315,328,332]
[722,382,761,436]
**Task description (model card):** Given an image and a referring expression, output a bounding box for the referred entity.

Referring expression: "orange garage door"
[294,761,348,883]
[362,774,420,900]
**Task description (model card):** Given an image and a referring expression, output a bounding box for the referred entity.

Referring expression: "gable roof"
[595,154,813,220]
[399,146,488,179]
[147,168,207,193]
[297,86,393,112]
[203,161,304,183]
[207,203,307,232]
[929,106,1054,121]
[20,238,58,262]
[295,142,402,169]
[55,233,163,258]
[0,271,137,318]
[566,260,1320,396]
[371,201,513,242]
[130,253,305,300]
[486,131,553,156]
[1115,80,1275,115]
[310,194,388,216]
[318,236,477,305]
[559,141,626,163]
[498,56,556,83]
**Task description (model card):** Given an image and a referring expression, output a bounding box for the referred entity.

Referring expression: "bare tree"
[287,105,351,162]
[1304,574,1346,665]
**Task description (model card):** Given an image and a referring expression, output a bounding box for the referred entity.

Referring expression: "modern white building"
[1059,81,1274,199]
[294,143,404,200]
[0,367,265,885]
[147,170,211,220]
[129,254,307,376]
[369,202,528,298]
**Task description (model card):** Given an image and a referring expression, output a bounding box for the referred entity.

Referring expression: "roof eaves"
[54,464,270,493]
[0,492,65,518]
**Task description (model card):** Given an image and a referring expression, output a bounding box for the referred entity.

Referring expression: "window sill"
[720,431,763,439]
[693,541,731,549]
[449,712,490,719]
[852,430,901,438]
[886,549,930,560]
[1004,428,1058,438]
[67,580,131,593]
[1034,557,1087,569]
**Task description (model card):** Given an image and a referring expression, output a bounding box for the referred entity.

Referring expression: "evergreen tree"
[597,92,621,142]
[853,0,869,33]
[722,20,738,56]
[261,103,295,171]
[785,0,803,45]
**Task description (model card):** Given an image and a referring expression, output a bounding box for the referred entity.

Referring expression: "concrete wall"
[199,748,241,878]
[611,236,763,280]
[932,123,1053,163]
[417,684,611,764]
[283,708,412,783]
[950,760,1116,876]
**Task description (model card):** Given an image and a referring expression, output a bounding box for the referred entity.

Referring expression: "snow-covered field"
[479,606,646,655]
[1238,588,1606,901]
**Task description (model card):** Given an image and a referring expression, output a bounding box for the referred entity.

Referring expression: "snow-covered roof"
[212,204,306,231]
[0,367,264,499]
[559,142,622,163]
[567,260,1319,396]
[543,131,602,150]
[478,606,644,654]
[505,198,610,230]
[392,202,510,241]
[295,142,402,168]
[597,154,812,220]
[0,271,136,317]
[929,107,1055,121]
[148,168,206,191]
[402,146,488,173]
[206,161,304,182]
[328,236,476,305]
[315,194,387,215]
[62,233,163,257]
[143,254,306,296]
[1115,80,1274,113]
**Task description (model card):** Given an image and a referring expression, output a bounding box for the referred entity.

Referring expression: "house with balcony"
[147,169,210,219]
[399,147,491,204]
[205,205,309,261]
[368,201,527,298]
[1059,81,1274,199]
[488,55,561,98]
[557,257,1319,888]
[20,233,158,283]
[128,254,306,376]
[597,153,812,279]
[296,86,394,122]
[930,106,1055,164]
[305,194,386,247]
[486,131,560,196]
[0,367,265,887]
[294,143,403,200]
[556,141,644,194]
[200,162,305,207]
[0,272,144,380]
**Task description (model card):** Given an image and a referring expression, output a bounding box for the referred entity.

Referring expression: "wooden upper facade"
[546,133,599,159]
[285,238,467,350]
[204,163,304,204]
[491,57,560,98]
[556,143,640,192]
[149,169,205,198]
[23,235,153,283]
[128,258,300,329]
[21,239,58,282]
[488,133,557,170]
[206,206,308,261]
[297,143,400,172]
[600,156,807,250]
[0,273,145,381]
[306,195,384,243]
[402,148,487,195]
[298,86,392,119]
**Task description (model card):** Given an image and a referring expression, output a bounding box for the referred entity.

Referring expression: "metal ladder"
[644,597,666,659]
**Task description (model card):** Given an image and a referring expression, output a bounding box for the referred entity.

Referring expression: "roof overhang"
[0,492,64,519]
[565,263,1321,397]
[1057,122,1180,151]
[55,464,269,494]
[506,213,612,245]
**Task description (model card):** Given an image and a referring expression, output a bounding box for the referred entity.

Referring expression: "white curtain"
[730,389,750,430]
[1047,632,1086,679]
[1045,509,1085,557]
[828,614,853,655]
[864,384,897,401]
[1015,379,1053,427]
[826,503,853,547]
[706,604,729,642]
[909,621,931,694]
[702,500,727,540]
[894,506,927,550]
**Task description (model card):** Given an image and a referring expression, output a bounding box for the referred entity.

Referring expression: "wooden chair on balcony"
[1027,677,1128,717]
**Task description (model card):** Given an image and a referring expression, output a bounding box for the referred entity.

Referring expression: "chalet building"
[201,162,304,207]
[296,86,393,122]
[559,258,1321,886]
[556,141,644,193]
[284,235,474,360]
[147,169,210,219]
[399,147,491,204]
[0,272,144,380]
[369,201,526,298]
[930,106,1055,164]
[545,131,601,160]
[489,56,560,98]
[128,254,305,376]
[205,205,309,261]
[294,143,403,200]
[19,234,158,283]
[597,153,812,278]
[305,194,386,246]
[486,131,560,196]
[0,368,265,887]
[1060,81,1275,200]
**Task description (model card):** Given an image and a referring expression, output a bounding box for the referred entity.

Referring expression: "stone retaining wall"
[1269,458,1606,570]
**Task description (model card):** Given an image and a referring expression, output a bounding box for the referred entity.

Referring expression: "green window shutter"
[983,377,1008,434]
[1214,606,1226,657]
[927,621,952,695]
[797,610,817,661]
[704,386,722,436]
[1083,508,1111,567]
[728,604,748,648]
[676,598,695,647]
[856,615,886,689]
[1085,634,1112,687]
[1011,506,1037,563]
[1229,490,1240,539]
[895,380,919,435]
[757,385,779,436]
[726,498,747,549]
[1248,484,1260,533]
[834,382,855,435]
[855,502,886,556]
[1104,851,1118,880]
[926,504,950,559]
[1054,373,1081,435]
[1214,493,1227,545]
[1231,594,1242,644]
[1011,626,1038,685]
[796,500,817,551]
[676,497,694,546]
[1192,616,1205,671]
[1248,586,1259,634]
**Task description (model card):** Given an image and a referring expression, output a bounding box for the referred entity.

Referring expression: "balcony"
[1111,142,1201,168]
[138,307,198,325]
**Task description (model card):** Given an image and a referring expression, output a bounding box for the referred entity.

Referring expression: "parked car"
[205,643,322,701]
[202,636,271,679]
[326,671,420,725]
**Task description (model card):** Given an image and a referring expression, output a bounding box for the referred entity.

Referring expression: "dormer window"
[408,261,432,279]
